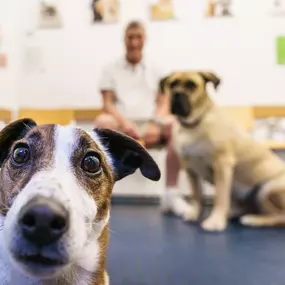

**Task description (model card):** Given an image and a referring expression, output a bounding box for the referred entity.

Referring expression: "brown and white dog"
[160,71,285,232]
[0,118,160,284]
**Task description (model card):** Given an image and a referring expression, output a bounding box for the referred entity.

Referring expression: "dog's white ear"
[0,118,37,166]
[94,128,161,182]
[199,72,221,89]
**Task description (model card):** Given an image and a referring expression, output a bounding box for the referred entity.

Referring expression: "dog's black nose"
[171,92,190,117]
[19,197,69,246]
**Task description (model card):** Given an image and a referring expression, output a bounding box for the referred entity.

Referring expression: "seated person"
[95,20,191,217]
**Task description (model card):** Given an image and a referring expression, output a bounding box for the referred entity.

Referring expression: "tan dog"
[0,118,160,284]
[160,71,285,232]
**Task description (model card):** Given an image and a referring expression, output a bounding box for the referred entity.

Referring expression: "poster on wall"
[270,0,285,16]
[205,0,233,17]
[91,0,119,23]
[0,26,7,68]
[38,1,62,29]
[0,26,3,47]
[22,45,45,74]
[150,0,175,21]
[276,36,285,65]
[0,53,7,68]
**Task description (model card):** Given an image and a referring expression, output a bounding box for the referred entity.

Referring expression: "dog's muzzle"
[18,196,69,247]
[171,92,190,117]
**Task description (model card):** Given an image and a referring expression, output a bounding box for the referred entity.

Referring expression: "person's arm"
[101,90,128,127]
[101,91,140,139]
[154,91,170,119]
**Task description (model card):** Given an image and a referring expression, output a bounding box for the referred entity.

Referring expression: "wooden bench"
[0,109,12,124]
[253,106,285,150]
[18,109,75,125]
[73,108,102,122]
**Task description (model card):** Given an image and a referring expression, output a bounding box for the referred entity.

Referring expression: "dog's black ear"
[199,72,221,89]
[0,118,37,166]
[95,128,161,182]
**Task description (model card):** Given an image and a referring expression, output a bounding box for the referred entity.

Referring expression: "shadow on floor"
[107,204,285,285]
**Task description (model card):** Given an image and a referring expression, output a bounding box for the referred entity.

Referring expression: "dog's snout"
[19,197,69,246]
[171,92,190,117]
[173,91,186,98]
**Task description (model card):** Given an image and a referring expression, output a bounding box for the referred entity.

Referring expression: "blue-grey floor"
[107,204,285,285]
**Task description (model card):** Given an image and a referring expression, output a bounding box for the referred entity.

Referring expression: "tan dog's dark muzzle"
[171,92,190,117]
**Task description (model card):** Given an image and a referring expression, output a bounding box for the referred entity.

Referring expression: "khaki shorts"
[94,113,172,147]
[95,113,149,135]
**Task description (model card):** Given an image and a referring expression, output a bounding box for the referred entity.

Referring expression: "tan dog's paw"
[201,215,227,232]
[182,204,200,222]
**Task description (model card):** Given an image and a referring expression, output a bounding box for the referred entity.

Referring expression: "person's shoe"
[160,188,193,218]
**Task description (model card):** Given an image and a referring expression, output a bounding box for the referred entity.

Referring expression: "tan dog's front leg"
[202,153,235,232]
[182,169,203,222]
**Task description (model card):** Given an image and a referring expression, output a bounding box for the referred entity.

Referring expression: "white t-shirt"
[98,57,167,121]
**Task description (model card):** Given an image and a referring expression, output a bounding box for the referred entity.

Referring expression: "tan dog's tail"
[240,215,285,227]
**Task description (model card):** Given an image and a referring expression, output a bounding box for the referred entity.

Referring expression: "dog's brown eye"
[82,153,101,174]
[170,79,180,88]
[12,146,30,165]
[184,80,196,89]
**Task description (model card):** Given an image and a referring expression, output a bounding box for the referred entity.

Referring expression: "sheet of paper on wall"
[22,46,45,74]
[0,26,3,47]
[205,0,234,17]
[270,0,285,16]
[91,0,119,23]
[0,53,7,68]
[276,36,285,65]
[38,2,62,29]
[150,0,175,20]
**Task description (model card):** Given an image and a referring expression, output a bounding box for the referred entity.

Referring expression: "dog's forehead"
[22,124,108,159]
[54,125,108,157]
[169,72,203,84]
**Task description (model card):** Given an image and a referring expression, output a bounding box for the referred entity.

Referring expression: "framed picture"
[150,0,175,21]
[91,0,119,23]
[270,0,285,16]
[276,36,285,65]
[205,0,233,17]
[0,26,3,46]
[38,1,62,29]
[0,53,7,68]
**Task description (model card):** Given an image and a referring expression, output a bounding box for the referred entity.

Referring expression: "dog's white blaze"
[88,130,113,169]
[54,125,76,174]
[53,126,100,272]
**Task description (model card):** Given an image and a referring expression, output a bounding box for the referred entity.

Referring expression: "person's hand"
[121,120,140,140]
[143,122,162,148]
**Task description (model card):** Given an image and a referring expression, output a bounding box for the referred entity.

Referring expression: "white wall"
[1,0,285,109]
[0,0,21,110]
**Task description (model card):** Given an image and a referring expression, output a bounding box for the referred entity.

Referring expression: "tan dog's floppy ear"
[199,72,221,89]
[0,118,37,166]
[95,128,161,182]
[158,74,172,94]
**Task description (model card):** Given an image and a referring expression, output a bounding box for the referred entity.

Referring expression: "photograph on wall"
[22,45,45,74]
[38,1,62,29]
[0,26,3,47]
[205,0,233,17]
[276,36,285,65]
[0,53,7,68]
[150,0,175,21]
[270,0,285,16]
[91,0,119,23]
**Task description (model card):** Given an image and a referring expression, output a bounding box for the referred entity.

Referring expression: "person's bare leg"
[166,142,180,188]
[94,113,120,130]
[160,120,193,217]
